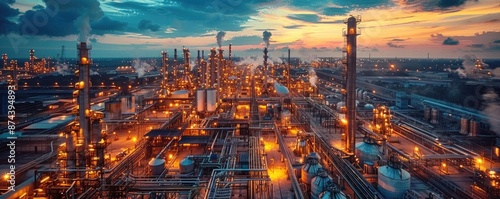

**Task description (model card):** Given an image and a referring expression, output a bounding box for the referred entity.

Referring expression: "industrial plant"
[1,16,500,199]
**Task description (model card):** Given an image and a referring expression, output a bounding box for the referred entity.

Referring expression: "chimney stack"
[344,16,360,154]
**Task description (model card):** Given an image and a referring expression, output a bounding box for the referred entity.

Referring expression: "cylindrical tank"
[148,158,165,175]
[355,138,380,165]
[297,138,307,155]
[378,163,411,198]
[336,101,345,112]
[206,88,217,112]
[171,89,189,98]
[281,110,291,126]
[364,161,375,174]
[459,117,469,135]
[301,152,323,187]
[179,157,195,174]
[105,100,121,119]
[311,168,333,199]
[319,182,347,199]
[196,89,205,112]
[423,106,431,122]
[430,108,439,124]
[362,91,368,101]
[470,120,479,136]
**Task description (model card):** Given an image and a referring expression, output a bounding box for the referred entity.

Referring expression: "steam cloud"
[263,30,272,48]
[56,63,69,75]
[308,67,318,87]
[448,55,489,78]
[216,31,226,48]
[132,60,153,78]
[482,90,500,135]
[76,0,104,42]
[236,56,264,75]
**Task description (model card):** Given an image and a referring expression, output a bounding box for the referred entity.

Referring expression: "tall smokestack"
[209,48,217,87]
[173,49,178,86]
[29,49,35,73]
[184,48,190,76]
[263,48,269,75]
[287,48,291,89]
[229,43,232,62]
[161,51,168,96]
[202,50,205,60]
[77,42,92,168]
[218,48,224,91]
[344,16,360,154]
[197,50,201,66]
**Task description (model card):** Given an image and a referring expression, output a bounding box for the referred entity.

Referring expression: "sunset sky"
[0,0,499,59]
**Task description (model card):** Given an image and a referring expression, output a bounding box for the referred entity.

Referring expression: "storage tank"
[459,117,469,135]
[206,88,217,112]
[430,108,439,124]
[179,157,195,174]
[281,110,291,126]
[311,168,333,199]
[378,157,411,199]
[105,100,121,119]
[171,89,189,98]
[297,138,307,155]
[362,91,368,101]
[423,106,431,122]
[336,101,345,112]
[355,137,380,165]
[364,104,374,110]
[358,89,364,100]
[319,181,347,199]
[301,152,323,187]
[148,158,165,175]
[470,120,479,136]
[196,89,205,112]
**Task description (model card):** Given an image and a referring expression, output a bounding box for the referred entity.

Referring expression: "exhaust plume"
[216,31,226,48]
[56,63,69,75]
[308,67,317,87]
[482,90,500,135]
[75,0,104,42]
[263,30,272,48]
[449,55,489,78]
[236,56,264,75]
[132,59,153,78]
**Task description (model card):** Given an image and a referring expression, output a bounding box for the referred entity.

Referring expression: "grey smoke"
[216,31,226,48]
[56,63,69,75]
[76,0,104,42]
[263,30,272,48]
[90,70,99,75]
[448,55,489,78]
[132,60,153,78]
[308,67,318,87]
[482,90,500,135]
[236,56,264,75]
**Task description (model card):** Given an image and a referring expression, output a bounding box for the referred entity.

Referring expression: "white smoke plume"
[132,60,153,78]
[308,67,318,87]
[190,60,196,71]
[482,90,500,135]
[90,69,99,75]
[216,31,226,48]
[76,0,104,42]
[449,55,489,78]
[270,56,283,64]
[56,63,69,75]
[236,56,264,75]
[263,30,272,48]
[492,68,500,77]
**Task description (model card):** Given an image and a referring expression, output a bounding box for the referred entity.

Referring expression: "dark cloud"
[0,0,19,34]
[392,38,406,42]
[387,42,405,48]
[322,7,349,16]
[92,16,127,32]
[283,25,305,29]
[402,0,474,11]
[225,36,262,45]
[288,0,391,10]
[138,19,160,32]
[288,14,320,23]
[494,40,500,44]
[443,37,459,45]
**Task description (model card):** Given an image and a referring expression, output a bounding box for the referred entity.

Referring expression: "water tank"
[148,158,165,175]
[459,117,469,135]
[196,89,205,112]
[378,159,411,199]
[364,104,374,110]
[301,152,323,186]
[430,108,439,124]
[319,182,347,199]
[206,88,217,112]
[311,168,333,199]
[470,120,479,136]
[336,102,345,112]
[355,138,380,165]
[179,157,195,174]
[281,110,291,126]
[423,106,431,122]
[171,89,189,98]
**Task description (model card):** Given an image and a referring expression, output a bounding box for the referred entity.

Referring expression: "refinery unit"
[1,16,500,199]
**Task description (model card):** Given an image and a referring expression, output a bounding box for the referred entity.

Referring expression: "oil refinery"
[1,16,500,199]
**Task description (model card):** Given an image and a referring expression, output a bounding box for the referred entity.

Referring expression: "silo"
[311,168,333,199]
[206,88,217,112]
[459,118,469,135]
[301,152,323,188]
[319,181,347,199]
[196,89,205,112]
[377,158,411,199]
[148,158,165,175]
[430,108,439,124]
[355,137,380,165]
[179,157,195,174]
[423,106,431,122]
[470,120,479,136]
[281,110,291,126]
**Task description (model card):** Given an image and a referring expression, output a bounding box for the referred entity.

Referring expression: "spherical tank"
[206,88,217,112]
[319,182,347,199]
[148,158,165,175]
[179,157,195,174]
[311,168,333,199]
[301,152,323,186]
[196,89,205,112]
[378,165,411,199]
